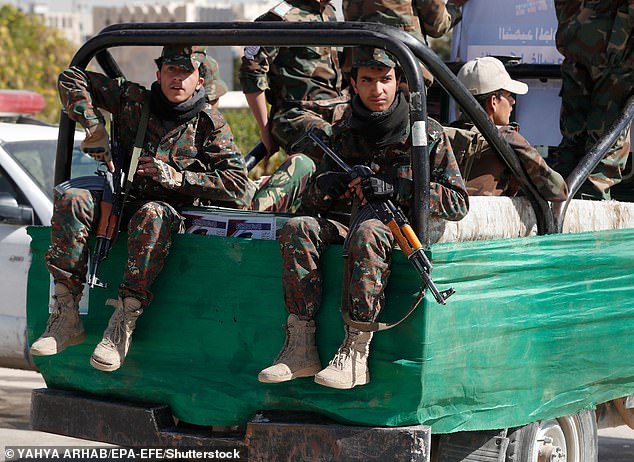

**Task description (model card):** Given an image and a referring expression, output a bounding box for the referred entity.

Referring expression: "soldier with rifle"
[258,47,469,390]
[30,46,250,372]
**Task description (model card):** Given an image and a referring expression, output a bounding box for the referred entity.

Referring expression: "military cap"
[351,46,396,68]
[155,45,206,71]
[201,54,228,101]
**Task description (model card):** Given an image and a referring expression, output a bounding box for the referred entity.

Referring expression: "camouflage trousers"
[556,59,633,199]
[270,95,350,161]
[45,188,183,307]
[250,154,316,213]
[280,216,395,322]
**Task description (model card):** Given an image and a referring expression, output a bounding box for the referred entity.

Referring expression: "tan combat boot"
[31,283,85,356]
[314,326,374,390]
[258,314,321,383]
[90,297,143,372]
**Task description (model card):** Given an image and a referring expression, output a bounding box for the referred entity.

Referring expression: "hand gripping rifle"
[54,97,150,288]
[301,129,455,331]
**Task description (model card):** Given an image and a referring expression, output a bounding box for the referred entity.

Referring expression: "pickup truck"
[26,22,634,462]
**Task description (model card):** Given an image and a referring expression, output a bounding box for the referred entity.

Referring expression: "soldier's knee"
[280,216,319,246]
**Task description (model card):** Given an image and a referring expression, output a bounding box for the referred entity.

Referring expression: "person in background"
[450,56,568,202]
[551,0,633,200]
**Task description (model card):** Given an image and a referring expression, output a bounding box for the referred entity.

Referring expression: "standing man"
[553,0,633,200]
[343,0,469,42]
[258,48,468,390]
[452,56,568,201]
[239,0,345,160]
[30,46,250,372]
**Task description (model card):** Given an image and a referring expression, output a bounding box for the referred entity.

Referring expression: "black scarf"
[150,82,205,124]
[349,91,409,148]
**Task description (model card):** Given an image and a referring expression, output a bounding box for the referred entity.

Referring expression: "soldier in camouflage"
[200,53,228,110]
[31,46,250,372]
[343,0,468,42]
[451,57,568,202]
[258,47,468,390]
[342,0,469,86]
[239,0,345,159]
[552,0,633,200]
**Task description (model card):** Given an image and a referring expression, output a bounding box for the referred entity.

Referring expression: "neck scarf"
[150,82,205,124]
[349,91,409,148]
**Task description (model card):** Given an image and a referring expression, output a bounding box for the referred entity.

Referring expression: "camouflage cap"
[155,45,206,71]
[351,46,396,68]
[201,54,228,102]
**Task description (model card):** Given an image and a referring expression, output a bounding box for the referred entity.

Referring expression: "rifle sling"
[340,203,427,333]
[340,254,426,333]
[125,93,151,193]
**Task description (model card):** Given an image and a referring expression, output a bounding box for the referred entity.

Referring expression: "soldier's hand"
[81,123,114,172]
[136,156,183,190]
[360,174,395,202]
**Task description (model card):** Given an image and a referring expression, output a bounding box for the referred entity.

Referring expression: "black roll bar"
[55,22,432,240]
[552,94,634,232]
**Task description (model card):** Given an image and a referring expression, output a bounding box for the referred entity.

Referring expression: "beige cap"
[457,57,528,96]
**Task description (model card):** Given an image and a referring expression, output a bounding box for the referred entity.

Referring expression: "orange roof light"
[0,90,45,116]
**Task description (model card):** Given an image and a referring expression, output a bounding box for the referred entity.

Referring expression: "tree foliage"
[0,5,76,123]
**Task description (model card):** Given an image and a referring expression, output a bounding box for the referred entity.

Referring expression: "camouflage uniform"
[343,0,465,85]
[200,54,228,105]
[343,0,463,40]
[448,122,569,201]
[554,0,633,199]
[48,66,249,306]
[238,0,344,156]
[280,109,468,322]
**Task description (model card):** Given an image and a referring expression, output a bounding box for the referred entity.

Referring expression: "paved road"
[1,367,633,461]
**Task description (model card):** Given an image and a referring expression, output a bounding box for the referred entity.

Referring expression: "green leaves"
[0,5,75,123]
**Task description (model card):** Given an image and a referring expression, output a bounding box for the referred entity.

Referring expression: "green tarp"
[27,226,634,433]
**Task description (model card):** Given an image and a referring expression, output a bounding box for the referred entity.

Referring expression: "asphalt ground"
[1,367,633,461]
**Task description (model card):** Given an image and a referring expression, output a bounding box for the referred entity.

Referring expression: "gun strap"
[340,254,426,333]
[340,205,427,333]
[125,93,151,191]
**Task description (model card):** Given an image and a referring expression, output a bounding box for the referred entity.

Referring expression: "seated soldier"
[449,57,568,202]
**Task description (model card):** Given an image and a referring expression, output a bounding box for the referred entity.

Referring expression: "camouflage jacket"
[58,67,250,209]
[303,105,469,222]
[554,0,633,68]
[343,0,463,40]
[238,0,341,110]
[449,122,568,202]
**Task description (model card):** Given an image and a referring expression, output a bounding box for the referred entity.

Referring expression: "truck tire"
[506,410,597,462]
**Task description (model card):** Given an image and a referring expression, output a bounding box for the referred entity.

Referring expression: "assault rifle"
[54,130,125,289]
[54,97,149,289]
[302,129,454,318]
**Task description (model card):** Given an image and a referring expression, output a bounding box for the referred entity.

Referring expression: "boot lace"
[43,305,63,334]
[102,308,127,349]
[330,332,357,369]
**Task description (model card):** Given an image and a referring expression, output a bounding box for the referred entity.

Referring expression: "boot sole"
[258,365,321,383]
[89,355,121,372]
[314,374,370,390]
[30,331,87,356]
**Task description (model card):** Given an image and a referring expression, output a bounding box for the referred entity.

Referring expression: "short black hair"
[474,89,504,110]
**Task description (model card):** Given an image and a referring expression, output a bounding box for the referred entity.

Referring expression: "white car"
[0,120,97,369]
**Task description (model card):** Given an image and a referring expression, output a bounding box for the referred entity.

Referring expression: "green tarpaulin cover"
[27,226,634,433]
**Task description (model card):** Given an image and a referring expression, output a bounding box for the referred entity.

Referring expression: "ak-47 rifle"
[55,124,124,289]
[301,129,455,331]
[54,97,150,289]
